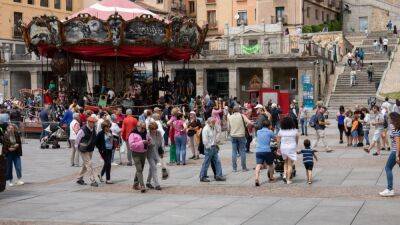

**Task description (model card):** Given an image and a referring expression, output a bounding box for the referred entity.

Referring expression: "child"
[344,111,353,147]
[297,139,318,184]
[351,114,360,147]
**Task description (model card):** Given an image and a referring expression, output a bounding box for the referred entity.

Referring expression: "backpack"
[383,114,389,129]
[309,114,318,128]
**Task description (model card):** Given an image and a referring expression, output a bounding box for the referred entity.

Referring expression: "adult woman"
[379,112,400,197]
[95,120,114,184]
[167,107,180,164]
[361,108,371,146]
[129,122,149,193]
[3,124,24,187]
[187,111,201,160]
[69,113,81,167]
[277,117,299,184]
[147,122,163,190]
[173,112,188,165]
[254,120,276,186]
[110,114,121,166]
[299,105,308,136]
[344,111,353,147]
[337,106,346,144]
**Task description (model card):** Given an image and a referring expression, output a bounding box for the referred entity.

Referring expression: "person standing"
[199,117,225,182]
[350,68,356,86]
[383,37,389,53]
[254,120,276,186]
[312,107,333,152]
[39,106,49,139]
[373,40,379,53]
[277,117,299,184]
[146,122,163,190]
[61,107,74,148]
[367,63,374,83]
[364,106,384,155]
[344,111,353,147]
[228,106,252,172]
[69,113,81,167]
[3,124,23,187]
[347,52,353,67]
[380,112,400,197]
[362,108,371,146]
[95,120,114,184]
[337,106,346,144]
[129,122,149,193]
[187,111,201,160]
[393,99,400,113]
[75,116,98,187]
[173,112,187,165]
[121,109,138,166]
[382,97,393,113]
[299,105,308,136]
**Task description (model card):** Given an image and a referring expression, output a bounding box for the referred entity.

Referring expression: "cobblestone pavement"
[1,120,400,225]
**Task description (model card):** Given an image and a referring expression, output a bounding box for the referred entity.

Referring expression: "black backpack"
[198,128,205,155]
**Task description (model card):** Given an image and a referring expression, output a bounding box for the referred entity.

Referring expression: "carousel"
[21,0,208,111]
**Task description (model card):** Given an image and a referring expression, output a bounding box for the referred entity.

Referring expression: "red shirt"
[44,93,53,105]
[79,113,87,125]
[121,115,138,141]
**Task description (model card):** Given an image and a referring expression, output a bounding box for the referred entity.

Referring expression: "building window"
[290,78,297,91]
[40,0,48,7]
[315,9,319,20]
[322,11,325,22]
[254,8,257,21]
[54,0,61,9]
[157,0,163,3]
[327,14,330,22]
[13,12,23,38]
[237,11,248,26]
[13,0,21,3]
[275,7,285,23]
[189,1,195,13]
[28,0,34,5]
[66,0,73,11]
[306,7,310,18]
[207,10,216,27]
[248,39,258,46]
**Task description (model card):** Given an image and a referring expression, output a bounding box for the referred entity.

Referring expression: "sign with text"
[302,73,314,109]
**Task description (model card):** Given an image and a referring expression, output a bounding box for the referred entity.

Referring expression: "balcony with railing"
[271,15,288,25]
[206,0,216,5]
[171,1,186,13]
[10,53,32,61]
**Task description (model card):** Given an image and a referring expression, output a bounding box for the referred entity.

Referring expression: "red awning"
[67,0,164,21]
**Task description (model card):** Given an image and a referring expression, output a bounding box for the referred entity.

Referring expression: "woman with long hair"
[173,112,188,165]
[276,117,299,184]
[187,111,201,160]
[379,112,400,197]
[3,124,24,187]
[95,120,114,184]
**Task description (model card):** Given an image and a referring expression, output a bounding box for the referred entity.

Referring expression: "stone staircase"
[327,31,398,115]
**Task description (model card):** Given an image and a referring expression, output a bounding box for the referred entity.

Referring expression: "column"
[262,67,272,88]
[229,68,239,99]
[86,64,94,93]
[196,68,206,96]
[30,70,38,90]
[297,68,305,107]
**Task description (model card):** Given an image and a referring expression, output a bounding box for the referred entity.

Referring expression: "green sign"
[241,44,260,54]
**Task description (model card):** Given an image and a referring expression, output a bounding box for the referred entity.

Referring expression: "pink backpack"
[128,133,146,153]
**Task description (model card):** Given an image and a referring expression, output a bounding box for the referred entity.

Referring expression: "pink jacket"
[128,133,146,153]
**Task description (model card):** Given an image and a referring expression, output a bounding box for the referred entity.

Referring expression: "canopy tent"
[66,0,163,21]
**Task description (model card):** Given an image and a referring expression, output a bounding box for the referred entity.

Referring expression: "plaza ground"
[1,120,400,225]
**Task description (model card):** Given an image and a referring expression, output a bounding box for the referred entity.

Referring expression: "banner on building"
[302,73,314,109]
[242,44,260,55]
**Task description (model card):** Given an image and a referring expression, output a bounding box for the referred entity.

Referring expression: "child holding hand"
[297,139,318,184]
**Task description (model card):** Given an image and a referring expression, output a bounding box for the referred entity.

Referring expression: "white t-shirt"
[344,117,352,127]
[107,90,115,99]
[69,119,80,140]
[383,39,389,45]
[382,101,392,113]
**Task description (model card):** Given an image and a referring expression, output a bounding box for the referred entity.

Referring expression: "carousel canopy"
[22,0,208,71]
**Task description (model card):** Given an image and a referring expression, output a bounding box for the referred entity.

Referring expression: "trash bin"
[0,154,6,192]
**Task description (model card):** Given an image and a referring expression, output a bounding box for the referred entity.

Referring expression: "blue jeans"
[300,118,308,135]
[200,146,222,179]
[231,137,247,170]
[6,152,22,181]
[175,135,187,164]
[40,122,49,139]
[364,130,370,145]
[385,151,397,190]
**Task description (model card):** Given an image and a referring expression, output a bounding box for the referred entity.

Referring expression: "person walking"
[373,40,379,53]
[347,52,353,67]
[362,108,371,147]
[364,106,384,155]
[39,106,49,139]
[383,37,389,53]
[297,139,318,184]
[350,68,356,86]
[3,124,24,187]
[299,105,308,136]
[173,112,187,165]
[337,106,346,144]
[69,113,81,167]
[95,120,114,184]
[199,117,225,182]
[367,63,374,83]
[110,115,121,166]
[75,116,98,187]
[146,122,163,190]
[271,103,281,133]
[380,112,400,197]
[228,106,252,172]
[312,107,333,152]
[254,120,276,186]
[187,111,201,160]
[277,117,299,184]
[129,122,149,193]
[121,109,138,166]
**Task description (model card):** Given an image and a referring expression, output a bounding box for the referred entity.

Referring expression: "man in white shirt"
[383,37,389,52]
[365,105,384,155]
[382,97,393,113]
[107,88,115,104]
[199,117,225,182]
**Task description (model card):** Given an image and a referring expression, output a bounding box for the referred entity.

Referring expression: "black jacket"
[95,130,114,152]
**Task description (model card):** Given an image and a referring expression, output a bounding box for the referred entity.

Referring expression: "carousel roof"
[21,0,208,69]
[67,0,163,21]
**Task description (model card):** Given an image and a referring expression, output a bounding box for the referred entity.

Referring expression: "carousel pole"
[41,55,44,107]
[152,59,158,104]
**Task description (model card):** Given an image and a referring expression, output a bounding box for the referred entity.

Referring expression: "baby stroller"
[40,123,65,149]
[271,140,296,178]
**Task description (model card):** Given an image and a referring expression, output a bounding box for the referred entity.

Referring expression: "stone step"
[364,54,390,60]
[362,39,398,45]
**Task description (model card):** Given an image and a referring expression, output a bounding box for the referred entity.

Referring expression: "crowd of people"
[1,92,399,197]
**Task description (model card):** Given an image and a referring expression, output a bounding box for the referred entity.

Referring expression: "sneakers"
[200,177,210,182]
[373,152,380,156]
[255,180,260,187]
[215,176,226,181]
[379,189,395,197]
[90,182,99,187]
[111,162,119,166]
[76,179,87,185]
[98,175,104,183]
[286,180,293,184]
[15,180,24,186]
[8,181,14,187]
[146,183,155,189]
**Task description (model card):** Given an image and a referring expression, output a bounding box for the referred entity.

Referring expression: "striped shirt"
[300,148,316,163]
[389,124,400,152]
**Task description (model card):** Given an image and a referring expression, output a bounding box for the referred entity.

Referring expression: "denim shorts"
[256,152,274,165]
[351,130,359,137]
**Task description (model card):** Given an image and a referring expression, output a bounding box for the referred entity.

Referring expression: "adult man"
[114,107,125,127]
[367,63,374,83]
[121,109,138,166]
[350,69,356,86]
[228,106,252,172]
[393,99,400,113]
[271,103,281,133]
[254,104,271,131]
[365,105,384,155]
[75,116,98,187]
[107,88,115,104]
[61,107,74,148]
[199,117,225,182]
[312,107,333,152]
[382,97,393,113]
[39,106,49,139]
[383,37,389,52]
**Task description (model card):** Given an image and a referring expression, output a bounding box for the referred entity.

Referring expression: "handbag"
[241,115,250,139]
